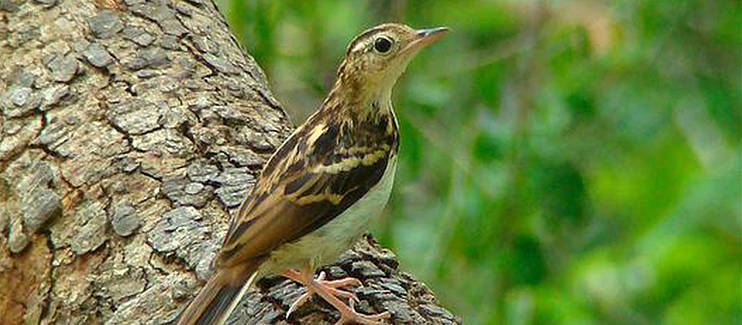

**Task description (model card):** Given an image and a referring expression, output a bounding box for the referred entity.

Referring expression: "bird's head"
[334,23,448,104]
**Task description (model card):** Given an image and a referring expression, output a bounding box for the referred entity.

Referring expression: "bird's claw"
[285,271,364,318]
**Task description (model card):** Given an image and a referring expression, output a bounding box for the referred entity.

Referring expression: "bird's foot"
[282,268,390,324]
[283,269,360,316]
[332,298,391,325]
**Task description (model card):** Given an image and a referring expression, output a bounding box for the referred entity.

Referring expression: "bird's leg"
[282,266,391,324]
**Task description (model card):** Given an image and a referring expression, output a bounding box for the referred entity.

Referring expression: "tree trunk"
[0,1,460,324]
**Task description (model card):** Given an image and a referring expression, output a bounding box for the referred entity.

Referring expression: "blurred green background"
[216,0,741,324]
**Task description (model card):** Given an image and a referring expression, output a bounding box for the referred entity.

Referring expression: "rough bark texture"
[0,1,460,324]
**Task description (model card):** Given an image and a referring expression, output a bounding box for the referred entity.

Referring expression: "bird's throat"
[325,77,396,123]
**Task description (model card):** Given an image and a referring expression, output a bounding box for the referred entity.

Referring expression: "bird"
[175,23,448,325]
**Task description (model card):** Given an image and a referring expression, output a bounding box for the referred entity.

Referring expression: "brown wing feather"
[215,115,395,268]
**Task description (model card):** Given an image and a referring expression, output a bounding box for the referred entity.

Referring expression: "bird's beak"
[402,27,449,54]
[416,27,450,39]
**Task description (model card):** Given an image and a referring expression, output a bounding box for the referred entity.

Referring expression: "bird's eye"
[374,36,393,53]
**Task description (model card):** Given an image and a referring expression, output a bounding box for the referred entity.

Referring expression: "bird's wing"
[216,118,395,267]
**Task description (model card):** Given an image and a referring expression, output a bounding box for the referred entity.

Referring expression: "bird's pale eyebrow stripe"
[350,40,371,54]
[346,26,388,55]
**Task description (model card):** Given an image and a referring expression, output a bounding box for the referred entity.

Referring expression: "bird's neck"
[324,74,396,124]
[308,76,399,154]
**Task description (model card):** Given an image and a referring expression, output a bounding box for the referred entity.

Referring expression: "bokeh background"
[216,1,740,324]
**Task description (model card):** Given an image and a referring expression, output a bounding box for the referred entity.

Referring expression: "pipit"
[176,23,448,325]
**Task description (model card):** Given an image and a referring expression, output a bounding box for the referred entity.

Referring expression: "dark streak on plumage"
[285,173,314,195]
[286,160,305,174]
[313,124,339,157]
[226,218,257,245]
[260,132,298,177]
[296,137,308,154]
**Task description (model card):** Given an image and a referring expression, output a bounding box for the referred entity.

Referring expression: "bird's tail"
[175,263,261,325]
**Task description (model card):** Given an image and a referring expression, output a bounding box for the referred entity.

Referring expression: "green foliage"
[218,0,741,323]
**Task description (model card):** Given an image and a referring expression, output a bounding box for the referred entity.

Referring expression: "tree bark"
[0,1,460,324]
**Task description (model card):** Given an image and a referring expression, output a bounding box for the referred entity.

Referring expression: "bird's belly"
[263,156,397,271]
